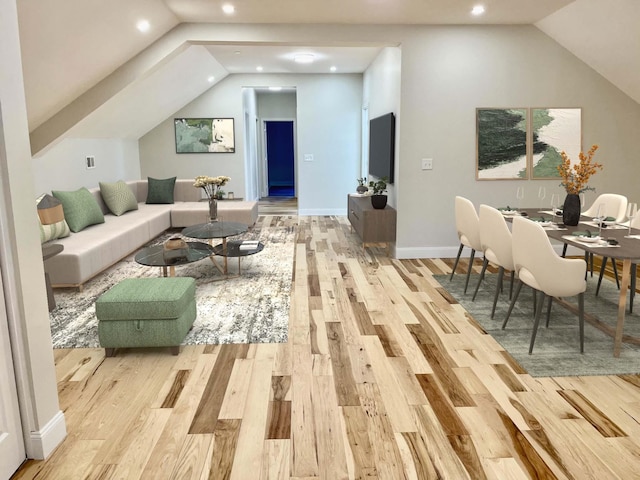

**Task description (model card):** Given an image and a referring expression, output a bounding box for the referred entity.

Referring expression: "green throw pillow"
[52,187,105,232]
[146,177,176,204]
[99,180,138,216]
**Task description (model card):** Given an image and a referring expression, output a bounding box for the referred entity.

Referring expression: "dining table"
[502,207,640,358]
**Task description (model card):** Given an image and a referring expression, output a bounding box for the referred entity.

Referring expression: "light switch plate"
[304,154,314,162]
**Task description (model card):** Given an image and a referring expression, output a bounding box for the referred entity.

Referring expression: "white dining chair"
[503,216,587,354]
[578,193,628,276]
[596,213,640,312]
[450,196,482,294]
[472,204,515,318]
[582,193,628,222]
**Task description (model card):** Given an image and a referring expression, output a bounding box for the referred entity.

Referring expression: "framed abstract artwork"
[476,108,529,180]
[174,118,235,153]
[531,108,582,179]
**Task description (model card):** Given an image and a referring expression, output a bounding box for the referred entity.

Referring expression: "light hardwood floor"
[13,215,640,479]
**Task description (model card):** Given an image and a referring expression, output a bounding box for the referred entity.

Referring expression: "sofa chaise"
[43,179,258,290]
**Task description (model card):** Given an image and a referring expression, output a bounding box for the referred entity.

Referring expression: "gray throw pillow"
[146,177,176,204]
[52,187,105,232]
[99,180,139,216]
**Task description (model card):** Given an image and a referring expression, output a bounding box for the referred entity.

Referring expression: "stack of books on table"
[239,240,260,251]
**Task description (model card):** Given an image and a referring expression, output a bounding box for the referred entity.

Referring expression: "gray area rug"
[50,220,295,348]
[435,273,640,377]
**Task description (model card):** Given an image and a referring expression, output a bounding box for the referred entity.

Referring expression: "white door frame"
[260,118,297,198]
[0,103,26,479]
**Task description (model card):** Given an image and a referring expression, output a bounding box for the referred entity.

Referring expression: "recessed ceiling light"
[222,3,235,14]
[207,76,215,83]
[256,66,263,72]
[294,54,315,64]
[471,5,485,15]
[136,19,150,32]
[269,87,282,91]
[330,66,337,72]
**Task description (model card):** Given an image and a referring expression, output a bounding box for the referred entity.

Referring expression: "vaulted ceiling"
[16,0,639,155]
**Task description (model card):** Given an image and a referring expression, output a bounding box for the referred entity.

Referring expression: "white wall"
[31,138,140,193]
[1,0,66,460]
[139,73,363,214]
[363,47,402,209]
[394,25,640,258]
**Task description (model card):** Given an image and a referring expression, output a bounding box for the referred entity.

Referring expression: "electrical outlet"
[421,158,433,170]
[304,154,314,162]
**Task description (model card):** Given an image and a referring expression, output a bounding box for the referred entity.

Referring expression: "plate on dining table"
[574,234,602,243]
[500,209,519,216]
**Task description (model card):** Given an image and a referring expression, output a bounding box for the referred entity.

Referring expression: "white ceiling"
[16,0,640,152]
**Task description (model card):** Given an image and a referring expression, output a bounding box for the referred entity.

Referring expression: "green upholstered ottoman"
[96,277,196,357]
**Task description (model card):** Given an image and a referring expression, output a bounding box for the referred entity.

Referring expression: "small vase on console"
[208,197,218,222]
[562,193,581,226]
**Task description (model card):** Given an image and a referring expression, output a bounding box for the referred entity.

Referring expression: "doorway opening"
[264,120,295,197]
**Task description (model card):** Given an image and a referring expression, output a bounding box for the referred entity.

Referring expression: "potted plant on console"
[368,177,388,209]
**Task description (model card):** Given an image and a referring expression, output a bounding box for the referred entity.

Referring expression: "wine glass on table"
[538,186,546,211]
[626,202,638,237]
[595,203,605,239]
[550,194,560,223]
[516,186,525,212]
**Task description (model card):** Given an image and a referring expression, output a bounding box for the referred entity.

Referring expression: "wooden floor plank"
[15,215,640,480]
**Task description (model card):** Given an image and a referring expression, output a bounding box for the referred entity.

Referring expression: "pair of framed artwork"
[174,118,235,153]
[476,108,581,180]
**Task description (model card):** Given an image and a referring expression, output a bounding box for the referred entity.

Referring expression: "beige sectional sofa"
[45,179,258,289]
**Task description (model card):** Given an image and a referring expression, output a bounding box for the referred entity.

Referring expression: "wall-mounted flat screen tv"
[368,112,395,184]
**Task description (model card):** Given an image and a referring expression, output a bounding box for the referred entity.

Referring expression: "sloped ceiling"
[16,0,638,155]
[536,0,640,105]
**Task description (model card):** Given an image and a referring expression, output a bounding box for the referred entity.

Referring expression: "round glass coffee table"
[181,221,249,274]
[211,240,264,274]
[134,241,215,277]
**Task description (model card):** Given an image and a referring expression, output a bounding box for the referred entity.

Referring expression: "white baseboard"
[395,244,575,260]
[298,208,347,216]
[26,410,67,459]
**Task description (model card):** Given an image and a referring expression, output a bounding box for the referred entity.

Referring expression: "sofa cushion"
[99,180,139,216]
[36,194,70,243]
[146,177,176,204]
[52,187,105,233]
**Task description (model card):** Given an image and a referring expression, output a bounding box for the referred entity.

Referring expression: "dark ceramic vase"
[371,195,388,209]
[562,193,581,226]
[356,185,368,194]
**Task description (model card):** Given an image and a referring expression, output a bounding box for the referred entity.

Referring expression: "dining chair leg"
[545,295,553,327]
[463,249,476,294]
[596,257,608,296]
[509,271,515,300]
[472,258,489,301]
[490,267,505,319]
[578,292,585,353]
[612,259,620,288]
[450,244,464,280]
[532,289,537,316]
[630,263,637,314]
[590,252,594,277]
[561,243,568,258]
[596,257,621,297]
[584,252,589,280]
[502,280,523,329]
[529,291,547,354]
